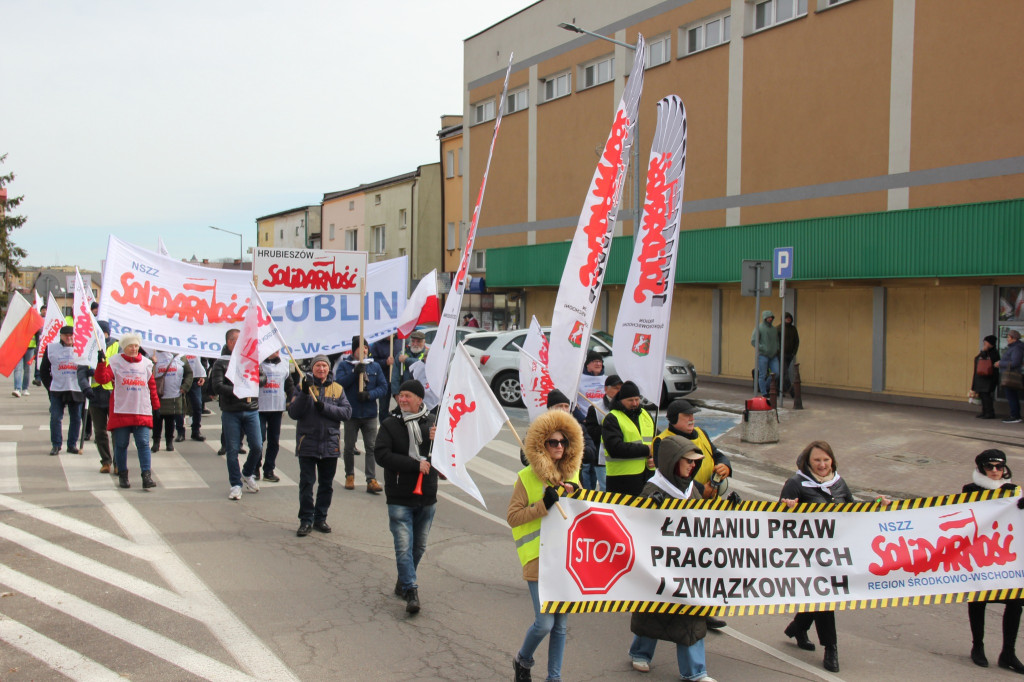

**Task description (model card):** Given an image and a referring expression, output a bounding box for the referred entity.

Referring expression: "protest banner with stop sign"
[562,508,636,595]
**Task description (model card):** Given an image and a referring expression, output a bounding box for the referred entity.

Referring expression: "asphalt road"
[0,394,1005,681]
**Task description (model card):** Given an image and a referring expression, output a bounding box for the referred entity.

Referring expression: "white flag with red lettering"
[518,316,555,421]
[227,284,286,398]
[32,290,42,314]
[71,268,101,367]
[549,34,645,406]
[396,270,440,338]
[37,293,64,369]
[432,342,508,507]
[613,95,687,402]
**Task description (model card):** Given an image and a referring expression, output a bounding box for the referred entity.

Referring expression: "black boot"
[999,651,1024,674]
[513,656,532,682]
[191,431,206,441]
[166,439,174,452]
[141,470,156,489]
[823,645,839,673]
[972,644,989,667]
[785,620,816,651]
[118,471,130,489]
[405,588,420,614]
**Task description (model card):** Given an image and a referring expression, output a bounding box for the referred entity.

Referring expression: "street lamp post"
[558,22,643,241]
[209,226,244,266]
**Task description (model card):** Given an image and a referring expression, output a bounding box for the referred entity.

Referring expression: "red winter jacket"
[94,354,161,429]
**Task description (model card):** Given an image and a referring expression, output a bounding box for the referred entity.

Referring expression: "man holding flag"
[40,326,85,455]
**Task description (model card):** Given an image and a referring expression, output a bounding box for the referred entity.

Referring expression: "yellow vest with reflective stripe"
[657,426,715,484]
[606,409,655,477]
[91,342,119,390]
[511,465,580,567]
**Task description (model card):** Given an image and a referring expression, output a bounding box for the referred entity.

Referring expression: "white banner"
[253,247,367,294]
[432,343,508,508]
[37,294,64,369]
[99,236,407,358]
[424,54,513,399]
[71,268,101,368]
[549,35,646,406]
[538,492,1024,613]
[519,316,554,421]
[227,285,286,398]
[613,96,687,402]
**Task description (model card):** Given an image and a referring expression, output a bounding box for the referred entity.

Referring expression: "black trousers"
[792,610,837,647]
[969,600,1022,653]
[298,457,338,524]
[978,390,996,417]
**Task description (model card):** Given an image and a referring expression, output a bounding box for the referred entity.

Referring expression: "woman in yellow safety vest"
[507,408,582,682]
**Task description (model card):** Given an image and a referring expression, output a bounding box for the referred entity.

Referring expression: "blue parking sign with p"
[773,247,794,280]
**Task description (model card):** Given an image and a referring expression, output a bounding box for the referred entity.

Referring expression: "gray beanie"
[311,354,331,370]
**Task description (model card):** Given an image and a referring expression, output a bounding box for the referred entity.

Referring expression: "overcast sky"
[1,0,529,272]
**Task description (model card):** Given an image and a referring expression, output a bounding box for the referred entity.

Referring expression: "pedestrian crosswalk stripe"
[0,442,19,494]
[0,425,23,431]
[60,446,118,491]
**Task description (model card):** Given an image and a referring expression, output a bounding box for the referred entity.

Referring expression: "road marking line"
[485,439,523,460]
[0,564,259,682]
[0,442,19,493]
[720,625,845,682]
[466,456,518,485]
[60,445,118,491]
[152,449,209,489]
[437,488,508,526]
[0,614,124,681]
[0,424,23,430]
[95,490,300,682]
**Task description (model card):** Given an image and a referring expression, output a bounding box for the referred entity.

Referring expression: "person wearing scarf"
[373,380,438,615]
[962,449,1024,673]
[779,440,854,673]
[628,436,717,681]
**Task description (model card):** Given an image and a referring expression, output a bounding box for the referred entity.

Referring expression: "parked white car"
[461,328,697,407]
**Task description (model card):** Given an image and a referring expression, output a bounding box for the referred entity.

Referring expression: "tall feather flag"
[37,293,64,369]
[518,316,555,421]
[612,95,687,402]
[424,53,514,400]
[432,342,508,508]
[548,34,646,406]
[0,292,44,377]
[71,268,101,367]
[227,284,286,398]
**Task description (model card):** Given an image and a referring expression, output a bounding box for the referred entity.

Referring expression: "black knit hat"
[399,379,425,399]
[984,335,998,346]
[60,325,73,335]
[976,449,1011,479]
[546,389,570,408]
[618,380,640,400]
[585,350,603,366]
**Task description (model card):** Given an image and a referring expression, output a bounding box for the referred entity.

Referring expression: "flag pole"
[357,275,366,393]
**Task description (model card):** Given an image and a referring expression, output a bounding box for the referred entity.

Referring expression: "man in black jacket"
[601,380,655,496]
[374,379,437,615]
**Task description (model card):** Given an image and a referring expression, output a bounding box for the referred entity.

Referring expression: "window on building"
[372,225,385,253]
[446,150,455,178]
[349,200,354,211]
[821,0,854,7]
[683,13,731,55]
[471,250,485,271]
[457,147,463,176]
[329,224,335,241]
[295,226,301,236]
[754,0,807,31]
[279,229,283,239]
[399,209,407,229]
[645,35,671,68]
[473,99,496,124]
[541,72,571,102]
[580,55,614,89]
[345,229,358,251]
[446,222,456,249]
[459,221,468,245]
[399,248,407,257]
[506,88,528,114]
[374,194,381,205]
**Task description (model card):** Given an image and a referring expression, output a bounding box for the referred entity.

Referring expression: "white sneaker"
[11,390,19,398]
[631,659,650,673]
[228,485,242,500]
[242,475,260,493]
[20,390,29,396]
[692,677,717,682]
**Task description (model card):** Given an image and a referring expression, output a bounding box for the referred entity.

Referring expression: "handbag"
[976,357,994,377]
[1001,369,1024,391]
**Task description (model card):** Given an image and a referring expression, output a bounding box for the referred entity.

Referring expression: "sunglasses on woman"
[983,462,1005,471]
[545,438,569,449]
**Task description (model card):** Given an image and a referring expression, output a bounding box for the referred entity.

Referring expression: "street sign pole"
[773,247,794,407]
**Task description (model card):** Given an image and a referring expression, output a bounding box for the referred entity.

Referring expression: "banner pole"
[358,275,366,392]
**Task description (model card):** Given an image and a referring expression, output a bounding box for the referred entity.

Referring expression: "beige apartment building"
[256,205,322,249]
[461,0,1024,405]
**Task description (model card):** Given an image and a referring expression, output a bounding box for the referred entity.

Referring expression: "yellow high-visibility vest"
[606,409,654,477]
[511,465,580,567]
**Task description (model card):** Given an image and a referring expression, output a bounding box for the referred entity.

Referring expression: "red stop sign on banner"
[565,508,635,594]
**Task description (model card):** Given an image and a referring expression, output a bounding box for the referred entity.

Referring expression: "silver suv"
[461,328,697,407]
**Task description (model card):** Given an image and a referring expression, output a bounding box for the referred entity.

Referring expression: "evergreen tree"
[0,154,28,307]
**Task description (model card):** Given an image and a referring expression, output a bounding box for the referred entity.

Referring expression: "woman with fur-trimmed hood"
[508,408,583,682]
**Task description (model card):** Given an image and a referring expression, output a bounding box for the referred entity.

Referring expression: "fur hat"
[618,380,640,400]
[546,389,570,408]
[399,379,425,399]
[523,409,583,486]
[120,333,142,349]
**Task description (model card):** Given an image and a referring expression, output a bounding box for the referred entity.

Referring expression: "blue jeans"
[1006,386,1021,420]
[12,347,33,392]
[580,463,606,491]
[187,382,204,432]
[259,411,283,475]
[517,580,567,682]
[221,410,263,487]
[49,394,82,449]
[112,425,152,473]
[629,634,707,681]
[757,354,780,395]
[387,503,436,593]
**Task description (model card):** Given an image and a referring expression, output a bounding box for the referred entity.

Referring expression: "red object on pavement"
[746,396,770,411]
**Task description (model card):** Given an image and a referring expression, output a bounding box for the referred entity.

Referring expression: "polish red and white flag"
[395,270,440,338]
[432,342,508,507]
[0,292,44,377]
[227,284,286,398]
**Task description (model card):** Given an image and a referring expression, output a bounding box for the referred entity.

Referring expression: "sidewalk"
[688,381,1024,500]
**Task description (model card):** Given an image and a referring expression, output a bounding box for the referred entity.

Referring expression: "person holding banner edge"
[508,408,582,682]
[962,449,1024,672]
[601,380,655,497]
